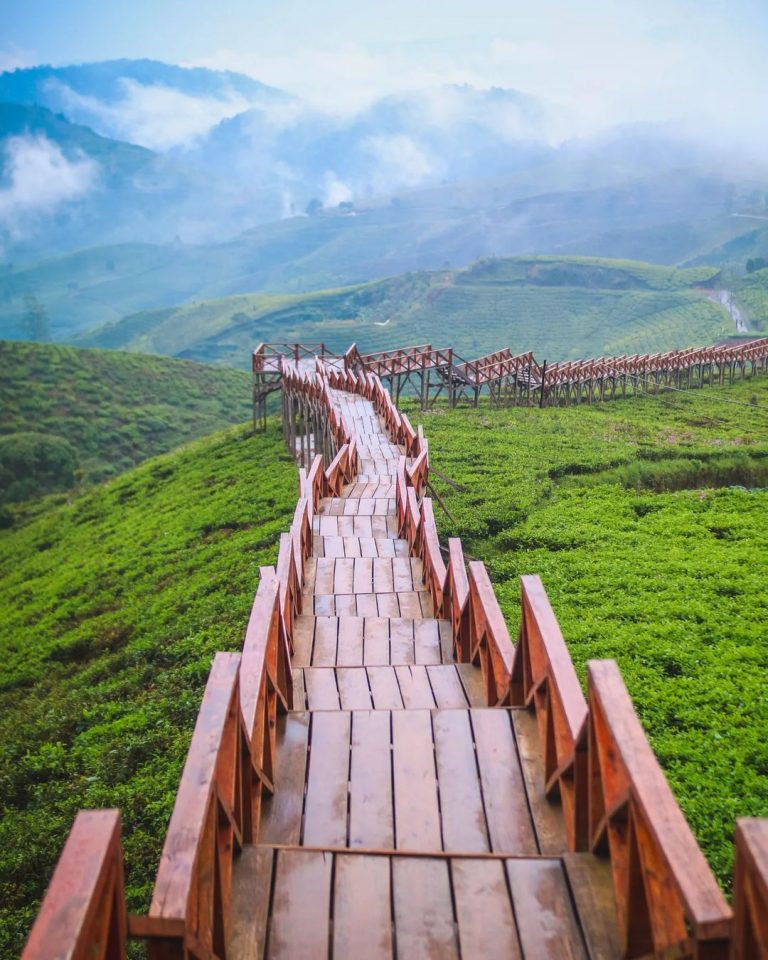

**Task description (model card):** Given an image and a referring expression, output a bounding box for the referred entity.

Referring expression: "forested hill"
[82,255,729,367]
[0,341,251,511]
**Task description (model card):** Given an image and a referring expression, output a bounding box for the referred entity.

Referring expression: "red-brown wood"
[510,574,588,851]
[23,810,127,960]
[147,652,252,959]
[467,561,515,706]
[587,659,732,959]
[731,819,768,959]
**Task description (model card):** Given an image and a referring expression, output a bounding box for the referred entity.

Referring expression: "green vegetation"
[415,373,768,888]
[734,267,768,331]
[0,423,298,956]
[82,256,729,367]
[0,341,252,508]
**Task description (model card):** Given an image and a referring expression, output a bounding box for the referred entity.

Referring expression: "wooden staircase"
[21,353,768,960]
[227,383,616,958]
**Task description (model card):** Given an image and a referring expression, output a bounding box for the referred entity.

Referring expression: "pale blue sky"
[1,0,766,126]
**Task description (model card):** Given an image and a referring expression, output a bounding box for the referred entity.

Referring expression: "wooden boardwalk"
[22,352,768,960]
[228,384,617,959]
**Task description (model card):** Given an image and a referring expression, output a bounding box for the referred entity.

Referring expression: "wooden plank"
[392,710,441,849]
[395,665,436,709]
[334,557,355,594]
[268,850,332,959]
[337,667,374,710]
[357,536,377,557]
[363,617,390,665]
[510,709,567,854]
[367,666,405,709]
[334,855,393,960]
[427,666,469,709]
[314,557,335,594]
[433,710,489,852]
[563,853,621,960]
[353,557,374,593]
[260,713,310,845]
[312,617,338,667]
[349,711,394,848]
[472,709,538,855]
[439,620,454,663]
[334,594,357,617]
[414,620,442,665]
[337,617,364,666]
[452,859,521,960]
[389,618,415,664]
[291,668,306,710]
[321,535,345,558]
[392,857,459,959]
[304,668,340,711]
[227,847,273,960]
[356,593,379,617]
[456,662,487,707]
[397,591,423,619]
[392,557,414,592]
[373,558,395,593]
[313,594,334,617]
[303,712,350,846]
[376,593,401,618]
[342,536,363,558]
[375,537,396,558]
[292,617,315,667]
[506,858,589,959]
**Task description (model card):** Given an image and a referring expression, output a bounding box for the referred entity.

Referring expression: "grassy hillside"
[0,423,297,956]
[1,169,759,339]
[82,256,729,367]
[416,373,768,888]
[0,341,251,508]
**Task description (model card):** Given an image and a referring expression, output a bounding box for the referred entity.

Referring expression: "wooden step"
[312,514,400,539]
[306,591,433,618]
[312,535,410,558]
[259,708,544,855]
[227,848,618,960]
[303,557,425,596]
[319,496,396,516]
[293,664,486,711]
[292,615,454,667]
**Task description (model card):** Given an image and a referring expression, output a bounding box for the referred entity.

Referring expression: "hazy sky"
[1,0,767,128]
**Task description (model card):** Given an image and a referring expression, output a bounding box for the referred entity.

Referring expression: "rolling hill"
[0,340,251,509]
[81,256,730,367]
[0,422,297,956]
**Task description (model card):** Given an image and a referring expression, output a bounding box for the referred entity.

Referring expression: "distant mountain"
[78,255,729,368]
[0,59,291,145]
[185,84,551,210]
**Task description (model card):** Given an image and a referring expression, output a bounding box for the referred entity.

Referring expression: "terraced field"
[82,256,730,367]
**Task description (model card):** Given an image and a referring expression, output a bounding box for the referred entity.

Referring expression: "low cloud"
[363,134,436,192]
[0,134,98,239]
[47,78,254,151]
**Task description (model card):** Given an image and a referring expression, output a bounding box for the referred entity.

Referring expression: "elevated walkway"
[22,350,767,960]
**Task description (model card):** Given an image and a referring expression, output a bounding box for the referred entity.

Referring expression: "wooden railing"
[587,659,732,959]
[732,819,768,959]
[510,574,588,850]
[22,809,127,960]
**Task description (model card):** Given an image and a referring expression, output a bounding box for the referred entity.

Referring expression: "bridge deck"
[227,387,620,959]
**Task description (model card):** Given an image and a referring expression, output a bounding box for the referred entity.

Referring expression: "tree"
[21,294,50,341]
[746,257,768,274]
[305,197,323,216]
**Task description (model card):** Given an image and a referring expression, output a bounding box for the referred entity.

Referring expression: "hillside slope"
[82,256,729,367]
[0,423,297,956]
[0,341,251,505]
[417,374,768,887]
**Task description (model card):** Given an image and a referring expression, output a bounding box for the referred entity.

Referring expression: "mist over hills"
[1,57,767,348]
